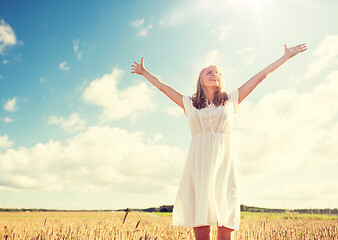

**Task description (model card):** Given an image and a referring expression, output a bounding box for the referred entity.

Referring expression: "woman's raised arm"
[131,57,184,109]
[238,43,307,104]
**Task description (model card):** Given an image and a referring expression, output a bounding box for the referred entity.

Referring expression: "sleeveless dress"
[172,88,240,230]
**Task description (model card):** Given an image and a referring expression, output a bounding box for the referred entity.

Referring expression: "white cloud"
[235,46,255,66]
[4,97,17,111]
[231,58,338,208]
[161,0,232,26]
[234,70,338,179]
[1,116,13,123]
[165,105,184,117]
[305,34,338,78]
[130,18,152,37]
[39,76,46,83]
[0,126,186,193]
[2,60,9,64]
[59,61,70,71]
[0,19,17,55]
[235,47,255,54]
[205,50,224,66]
[47,112,86,133]
[246,180,338,209]
[211,24,232,41]
[242,55,254,66]
[0,74,2,79]
[153,133,163,143]
[191,50,234,84]
[82,67,157,122]
[0,135,13,149]
[130,19,144,27]
[288,75,301,85]
[159,17,175,27]
[138,25,153,37]
[276,181,338,203]
[73,39,83,60]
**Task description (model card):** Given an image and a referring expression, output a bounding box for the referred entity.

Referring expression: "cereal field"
[0,211,337,239]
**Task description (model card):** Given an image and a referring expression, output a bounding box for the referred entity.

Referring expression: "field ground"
[0,211,337,239]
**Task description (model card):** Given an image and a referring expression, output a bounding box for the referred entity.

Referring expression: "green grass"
[150,212,172,217]
[150,211,338,220]
[241,211,338,220]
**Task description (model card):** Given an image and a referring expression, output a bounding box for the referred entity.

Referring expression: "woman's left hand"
[284,43,307,59]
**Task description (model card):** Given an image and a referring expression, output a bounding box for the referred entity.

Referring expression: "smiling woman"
[191,65,229,109]
[131,43,307,240]
[0,0,336,227]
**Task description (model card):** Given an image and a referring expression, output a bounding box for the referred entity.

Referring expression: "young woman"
[131,43,307,240]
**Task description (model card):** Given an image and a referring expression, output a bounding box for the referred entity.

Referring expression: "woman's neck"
[204,89,216,104]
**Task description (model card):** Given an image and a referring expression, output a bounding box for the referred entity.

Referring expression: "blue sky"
[0,0,337,210]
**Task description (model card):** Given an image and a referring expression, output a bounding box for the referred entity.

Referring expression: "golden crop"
[0,211,337,239]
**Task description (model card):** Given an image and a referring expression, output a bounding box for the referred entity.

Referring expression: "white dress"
[172,88,240,230]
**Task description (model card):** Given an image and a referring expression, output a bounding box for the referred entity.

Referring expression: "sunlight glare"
[228,0,265,14]
[250,0,264,14]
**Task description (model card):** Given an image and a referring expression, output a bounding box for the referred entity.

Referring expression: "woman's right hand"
[131,57,146,76]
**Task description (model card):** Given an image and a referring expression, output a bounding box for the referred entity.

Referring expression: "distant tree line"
[1,205,337,215]
[292,208,338,215]
[240,205,288,213]
[239,205,338,214]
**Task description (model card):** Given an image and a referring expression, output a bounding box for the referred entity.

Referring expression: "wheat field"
[0,211,337,239]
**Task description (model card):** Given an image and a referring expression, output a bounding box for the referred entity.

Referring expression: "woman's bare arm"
[238,43,307,104]
[131,57,184,109]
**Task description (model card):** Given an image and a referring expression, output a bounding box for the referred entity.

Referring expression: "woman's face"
[201,66,223,91]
